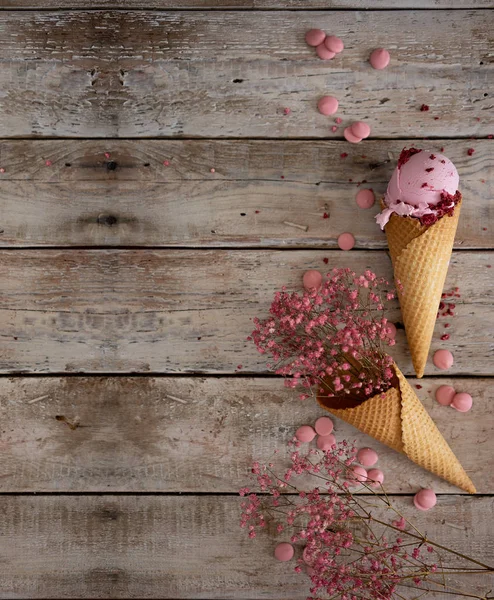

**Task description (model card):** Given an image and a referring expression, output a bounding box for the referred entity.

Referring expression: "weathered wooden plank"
[2,1,493,9]
[0,140,492,248]
[0,250,492,375]
[1,495,492,599]
[0,376,490,493]
[0,10,491,138]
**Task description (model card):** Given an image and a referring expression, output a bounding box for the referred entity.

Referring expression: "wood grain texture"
[0,10,491,138]
[2,1,493,8]
[0,249,492,375]
[0,139,492,248]
[0,376,491,494]
[1,494,493,599]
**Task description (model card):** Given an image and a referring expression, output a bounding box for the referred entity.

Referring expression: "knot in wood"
[97,214,118,227]
[106,161,117,171]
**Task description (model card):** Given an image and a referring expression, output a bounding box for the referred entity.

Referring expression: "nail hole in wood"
[144,163,150,167]
[65,163,71,167]
[106,161,117,171]
[232,78,244,83]
[484,93,488,97]
[240,213,246,216]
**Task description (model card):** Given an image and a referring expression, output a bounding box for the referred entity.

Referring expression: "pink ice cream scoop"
[376,148,460,229]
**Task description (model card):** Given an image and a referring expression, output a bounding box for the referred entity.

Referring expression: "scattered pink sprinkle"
[281,175,285,179]
[335,117,342,124]
[237,365,243,369]
[420,104,430,112]
[104,152,111,159]
[425,167,434,172]
[415,384,423,389]
[483,227,487,230]
[340,152,348,159]
[163,160,170,166]
[487,265,492,268]
[440,147,445,152]
[440,159,446,164]
[255,210,260,214]
[429,154,436,160]
[444,323,450,328]
[348,178,353,182]
[323,212,329,219]
[467,148,475,156]
[476,117,481,122]
[283,107,291,116]
[481,179,486,183]
[210,168,216,173]
[323,257,329,264]
[45,160,52,166]
[331,126,338,132]
[421,183,428,188]
[0,168,4,173]
[440,334,450,341]
[433,116,439,120]
[488,135,493,139]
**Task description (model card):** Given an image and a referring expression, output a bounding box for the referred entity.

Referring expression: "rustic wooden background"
[0,1,493,598]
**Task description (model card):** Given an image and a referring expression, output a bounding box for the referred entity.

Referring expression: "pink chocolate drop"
[414,488,437,511]
[369,48,390,70]
[451,392,473,412]
[303,269,323,291]
[357,447,378,467]
[435,385,455,406]
[367,468,384,487]
[338,232,355,251]
[316,434,336,451]
[314,416,334,436]
[433,349,454,370]
[324,35,344,54]
[343,127,362,144]
[317,95,339,116]
[295,425,316,442]
[316,44,335,60]
[305,29,326,47]
[355,188,375,209]
[351,121,371,139]
[347,465,368,484]
[274,542,294,561]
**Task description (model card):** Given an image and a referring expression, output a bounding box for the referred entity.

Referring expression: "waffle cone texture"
[384,200,462,378]
[318,364,475,493]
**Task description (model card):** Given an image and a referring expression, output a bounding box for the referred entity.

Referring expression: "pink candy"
[435,385,455,406]
[355,188,375,209]
[303,269,323,291]
[414,488,437,511]
[367,468,384,487]
[351,121,371,139]
[357,447,378,467]
[314,416,334,436]
[317,96,339,116]
[452,392,473,412]
[347,465,368,484]
[338,232,355,251]
[317,434,336,451]
[305,29,326,47]
[295,425,316,442]
[343,127,362,144]
[369,48,390,70]
[324,35,344,54]
[274,542,294,561]
[433,349,454,370]
[316,44,335,60]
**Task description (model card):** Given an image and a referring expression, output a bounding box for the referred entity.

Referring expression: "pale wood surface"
[0,140,492,249]
[0,10,492,138]
[0,376,491,494]
[1,494,493,599]
[0,250,492,375]
[2,1,492,8]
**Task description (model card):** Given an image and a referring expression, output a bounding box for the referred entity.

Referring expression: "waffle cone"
[318,364,475,493]
[384,200,462,378]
